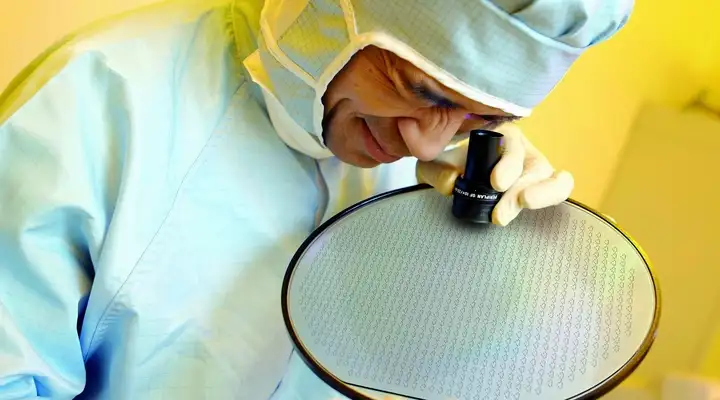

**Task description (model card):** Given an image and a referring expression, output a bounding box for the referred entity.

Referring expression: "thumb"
[416,160,462,196]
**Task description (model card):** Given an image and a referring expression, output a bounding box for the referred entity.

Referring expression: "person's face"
[321,46,519,168]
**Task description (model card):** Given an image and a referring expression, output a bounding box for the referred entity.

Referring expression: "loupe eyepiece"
[452,129,504,224]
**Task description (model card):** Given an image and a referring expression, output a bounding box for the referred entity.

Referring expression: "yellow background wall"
[524,0,720,206]
[0,0,157,90]
[520,0,720,206]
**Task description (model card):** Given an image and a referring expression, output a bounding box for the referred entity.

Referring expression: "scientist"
[0,0,632,398]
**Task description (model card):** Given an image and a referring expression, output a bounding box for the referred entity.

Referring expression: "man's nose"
[397,109,467,161]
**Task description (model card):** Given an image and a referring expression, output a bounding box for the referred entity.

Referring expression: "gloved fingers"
[491,177,532,226]
[417,121,569,226]
[491,166,555,226]
[490,127,525,192]
[416,160,462,196]
[520,170,575,210]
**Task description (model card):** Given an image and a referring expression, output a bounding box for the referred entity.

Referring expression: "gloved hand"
[416,123,574,226]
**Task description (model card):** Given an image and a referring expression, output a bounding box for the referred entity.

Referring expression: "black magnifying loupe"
[451,129,504,224]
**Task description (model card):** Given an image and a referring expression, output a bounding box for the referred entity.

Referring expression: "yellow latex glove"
[416,123,574,226]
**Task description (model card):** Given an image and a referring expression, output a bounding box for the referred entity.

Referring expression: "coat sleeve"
[0,55,123,398]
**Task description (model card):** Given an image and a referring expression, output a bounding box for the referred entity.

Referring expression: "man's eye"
[466,114,519,130]
[481,119,503,130]
[411,85,458,109]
